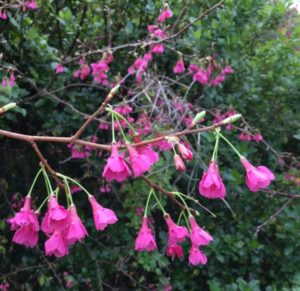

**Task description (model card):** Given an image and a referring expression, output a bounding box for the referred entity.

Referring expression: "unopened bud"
[220,114,241,125]
[191,111,206,126]
[0,102,17,115]
[111,84,120,94]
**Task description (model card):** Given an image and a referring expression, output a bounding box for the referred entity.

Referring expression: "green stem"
[36,195,49,213]
[182,211,191,231]
[27,167,43,197]
[152,190,167,215]
[106,107,137,134]
[172,192,192,217]
[177,211,184,225]
[144,189,153,217]
[114,114,129,143]
[211,130,220,161]
[42,166,53,195]
[111,112,116,143]
[56,173,93,198]
[219,133,243,159]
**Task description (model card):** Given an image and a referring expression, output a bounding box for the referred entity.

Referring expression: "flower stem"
[171,192,192,217]
[27,167,43,197]
[211,129,220,161]
[151,190,167,216]
[114,113,129,143]
[56,173,93,198]
[36,195,49,213]
[144,189,153,217]
[111,113,116,143]
[219,133,243,159]
[41,166,53,195]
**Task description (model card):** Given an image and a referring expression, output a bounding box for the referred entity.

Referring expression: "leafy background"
[0,0,300,290]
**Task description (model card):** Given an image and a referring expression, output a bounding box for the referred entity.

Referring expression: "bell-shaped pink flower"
[253,133,263,143]
[127,144,152,177]
[199,161,226,199]
[240,158,275,192]
[174,154,186,172]
[12,226,39,248]
[173,59,185,74]
[158,8,173,22]
[41,195,69,235]
[189,216,213,246]
[45,230,69,257]
[151,44,165,54]
[89,196,118,231]
[136,145,159,166]
[193,69,209,85]
[178,143,193,160]
[9,72,15,87]
[165,215,189,244]
[189,244,208,266]
[103,144,131,182]
[65,205,88,245]
[8,196,39,248]
[166,243,184,259]
[135,217,157,251]
[55,63,64,74]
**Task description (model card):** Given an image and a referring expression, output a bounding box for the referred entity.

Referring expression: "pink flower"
[239,132,251,142]
[253,133,263,143]
[193,69,209,85]
[178,143,193,160]
[211,74,225,86]
[127,144,152,177]
[174,154,186,172]
[199,161,226,199]
[136,145,159,166]
[102,144,131,182]
[151,44,165,54]
[135,217,157,251]
[25,0,38,9]
[189,244,207,266]
[158,8,173,22]
[9,72,15,87]
[223,66,234,74]
[165,215,189,244]
[55,63,64,74]
[1,79,7,87]
[8,196,39,248]
[240,158,275,192]
[70,186,81,194]
[153,28,166,38]
[173,59,185,74]
[65,205,88,245]
[89,196,118,230]
[0,11,8,20]
[144,52,153,61]
[45,230,69,257]
[166,243,184,259]
[189,216,213,246]
[41,195,69,235]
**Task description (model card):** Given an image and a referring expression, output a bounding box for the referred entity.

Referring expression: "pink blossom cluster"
[135,214,212,266]
[90,54,113,86]
[128,52,153,83]
[67,136,98,159]
[189,61,234,86]
[1,71,15,88]
[0,282,9,291]
[8,194,117,257]
[103,143,159,181]
[239,132,263,143]
[173,142,193,172]
[73,59,90,80]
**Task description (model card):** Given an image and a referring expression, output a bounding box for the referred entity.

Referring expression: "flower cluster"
[8,171,118,257]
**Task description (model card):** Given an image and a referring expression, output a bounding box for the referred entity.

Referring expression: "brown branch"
[30,141,64,190]
[73,85,119,139]
[261,189,300,199]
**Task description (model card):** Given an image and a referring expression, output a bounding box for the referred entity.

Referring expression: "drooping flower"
[135,217,157,251]
[41,195,69,235]
[127,144,152,177]
[158,8,173,22]
[199,161,226,199]
[55,63,64,74]
[189,244,208,266]
[0,11,8,20]
[240,157,275,192]
[25,0,38,10]
[222,66,234,74]
[102,144,131,182]
[165,215,189,244]
[173,59,185,74]
[193,69,209,85]
[45,230,69,257]
[133,135,159,166]
[211,73,225,86]
[178,143,193,160]
[89,196,118,231]
[9,72,15,87]
[253,133,263,143]
[151,44,165,54]
[8,196,39,248]
[189,216,213,246]
[174,154,186,172]
[65,205,88,245]
[239,132,251,142]
[166,243,184,259]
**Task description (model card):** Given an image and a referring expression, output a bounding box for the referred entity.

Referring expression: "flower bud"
[220,114,241,125]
